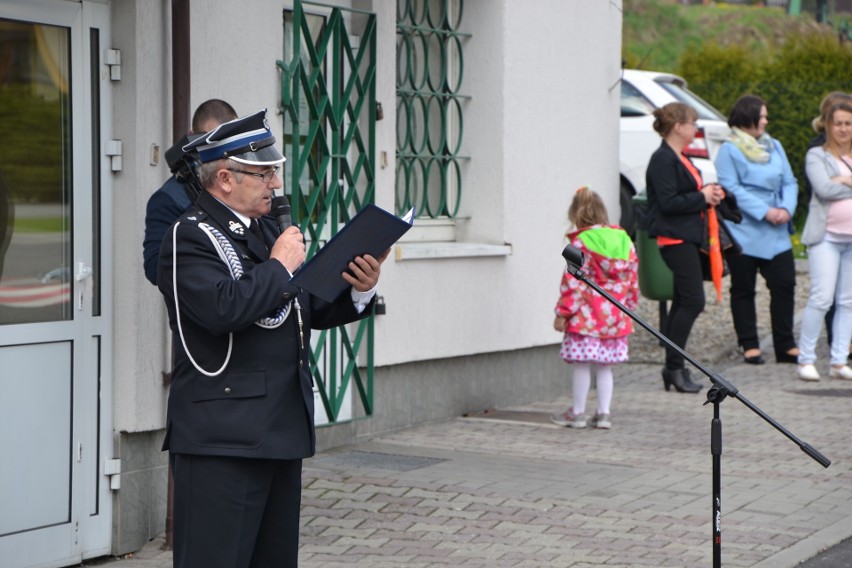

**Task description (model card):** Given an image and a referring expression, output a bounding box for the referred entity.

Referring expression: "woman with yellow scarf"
[714,95,799,365]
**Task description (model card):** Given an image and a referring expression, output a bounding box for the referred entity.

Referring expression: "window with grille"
[395,0,470,221]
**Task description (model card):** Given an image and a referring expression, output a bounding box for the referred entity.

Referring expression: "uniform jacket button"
[224,386,231,394]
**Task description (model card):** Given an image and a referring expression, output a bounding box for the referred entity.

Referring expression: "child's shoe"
[590,412,611,429]
[549,409,587,428]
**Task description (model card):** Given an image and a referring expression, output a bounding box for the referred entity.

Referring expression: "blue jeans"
[798,239,852,366]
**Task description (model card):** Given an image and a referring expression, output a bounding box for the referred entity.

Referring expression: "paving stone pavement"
[87,352,852,568]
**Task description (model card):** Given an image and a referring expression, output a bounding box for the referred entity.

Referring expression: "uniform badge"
[229,220,245,236]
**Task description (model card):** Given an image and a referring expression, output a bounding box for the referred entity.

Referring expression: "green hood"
[576,226,632,261]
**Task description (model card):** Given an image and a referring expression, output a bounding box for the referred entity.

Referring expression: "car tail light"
[683,127,710,159]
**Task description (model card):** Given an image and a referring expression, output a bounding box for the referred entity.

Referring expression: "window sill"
[394,242,512,261]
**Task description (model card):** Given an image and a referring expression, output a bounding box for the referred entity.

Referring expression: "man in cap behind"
[157,109,386,568]
[143,99,238,285]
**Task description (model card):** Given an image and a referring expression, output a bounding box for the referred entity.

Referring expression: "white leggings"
[571,363,614,415]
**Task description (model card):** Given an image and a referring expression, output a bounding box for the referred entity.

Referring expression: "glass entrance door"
[0,1,112,567]
[0,18,72,323]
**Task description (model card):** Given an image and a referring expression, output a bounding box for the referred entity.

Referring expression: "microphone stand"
[560,245,830,568]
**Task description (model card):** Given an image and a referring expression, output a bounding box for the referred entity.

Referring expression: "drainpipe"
[172,0,190,140]
[166,0,190,550]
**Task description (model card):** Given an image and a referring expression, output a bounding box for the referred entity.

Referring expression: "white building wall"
[501,0,624,343]
[112,0,172,432]
[112,0,622,430]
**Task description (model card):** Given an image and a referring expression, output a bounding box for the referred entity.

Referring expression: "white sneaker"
[797,364,820,381]
[829,365,852,380]
[549,410,587,428]
[590,412,612,430]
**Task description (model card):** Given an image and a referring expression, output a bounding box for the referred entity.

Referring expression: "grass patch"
[623,0,836,72]
[791,231,808,259]
[14,217,66,233]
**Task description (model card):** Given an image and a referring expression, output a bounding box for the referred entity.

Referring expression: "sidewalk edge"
[751,512,852,568]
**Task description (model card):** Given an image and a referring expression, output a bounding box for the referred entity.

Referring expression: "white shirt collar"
[212,195,252,229]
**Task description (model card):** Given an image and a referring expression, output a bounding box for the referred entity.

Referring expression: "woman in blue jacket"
[715,95,799,365]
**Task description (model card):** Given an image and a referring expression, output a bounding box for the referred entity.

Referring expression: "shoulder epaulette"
[180,209,208,224]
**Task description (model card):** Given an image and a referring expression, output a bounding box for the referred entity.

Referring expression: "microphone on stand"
[559,243,829,568]
[561,244,585,276]
[271,195,292,232]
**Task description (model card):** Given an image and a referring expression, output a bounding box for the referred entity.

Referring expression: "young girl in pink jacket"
[551,187,639,429]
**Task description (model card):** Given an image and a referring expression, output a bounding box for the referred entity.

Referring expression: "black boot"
[680,368,703,392]
[662,367,702,393]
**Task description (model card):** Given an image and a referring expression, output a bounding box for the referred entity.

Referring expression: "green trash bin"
[633,195,674,302]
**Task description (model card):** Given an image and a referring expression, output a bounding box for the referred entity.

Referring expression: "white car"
[619,69,731,233]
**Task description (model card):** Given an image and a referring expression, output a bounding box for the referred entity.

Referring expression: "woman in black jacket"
[646,102,725,393]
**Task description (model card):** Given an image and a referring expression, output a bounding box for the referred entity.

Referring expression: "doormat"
[313,450,446,472]
[463,409,554,426]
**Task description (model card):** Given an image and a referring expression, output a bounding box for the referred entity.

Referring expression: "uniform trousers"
[171,453,303,568]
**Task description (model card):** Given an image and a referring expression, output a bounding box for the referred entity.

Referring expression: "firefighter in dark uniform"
[157,109,386,568]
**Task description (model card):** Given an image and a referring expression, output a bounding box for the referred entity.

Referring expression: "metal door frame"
[0,1,113,566]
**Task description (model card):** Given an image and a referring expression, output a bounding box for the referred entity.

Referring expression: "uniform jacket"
[714,136,797,260]
[157,190,372,460]
[555,225,638,339]
[645,141,708,245]
[802,145,852,246]
[143,176,192,285]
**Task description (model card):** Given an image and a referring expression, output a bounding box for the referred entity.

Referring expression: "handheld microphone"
[271,195,292,233]
[271,195,304,284]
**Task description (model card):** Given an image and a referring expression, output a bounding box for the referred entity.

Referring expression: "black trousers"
[726,249,796,358]
[171,453,303,568]
[659,242,705,370]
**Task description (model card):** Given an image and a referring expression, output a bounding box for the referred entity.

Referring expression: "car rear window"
[655,81,726,121]
[620,81,657,117]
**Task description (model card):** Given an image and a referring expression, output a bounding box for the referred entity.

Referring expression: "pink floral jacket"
[555,225,639,339]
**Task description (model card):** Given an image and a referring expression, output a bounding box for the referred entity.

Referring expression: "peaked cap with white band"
[183,108,285,166]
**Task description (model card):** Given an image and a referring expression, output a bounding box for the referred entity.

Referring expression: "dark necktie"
[249,219,264,243]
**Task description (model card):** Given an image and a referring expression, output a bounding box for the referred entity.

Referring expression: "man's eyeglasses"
[229,166,280,183]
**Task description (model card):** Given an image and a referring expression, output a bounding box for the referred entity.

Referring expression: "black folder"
[290,204,414,302]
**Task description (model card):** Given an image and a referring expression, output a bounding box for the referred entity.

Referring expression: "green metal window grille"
[278,0,377,424]
[396,0,471,219]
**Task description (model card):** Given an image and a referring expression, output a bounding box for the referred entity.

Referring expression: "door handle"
[75,262,93,310]
[75,263,93,281]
